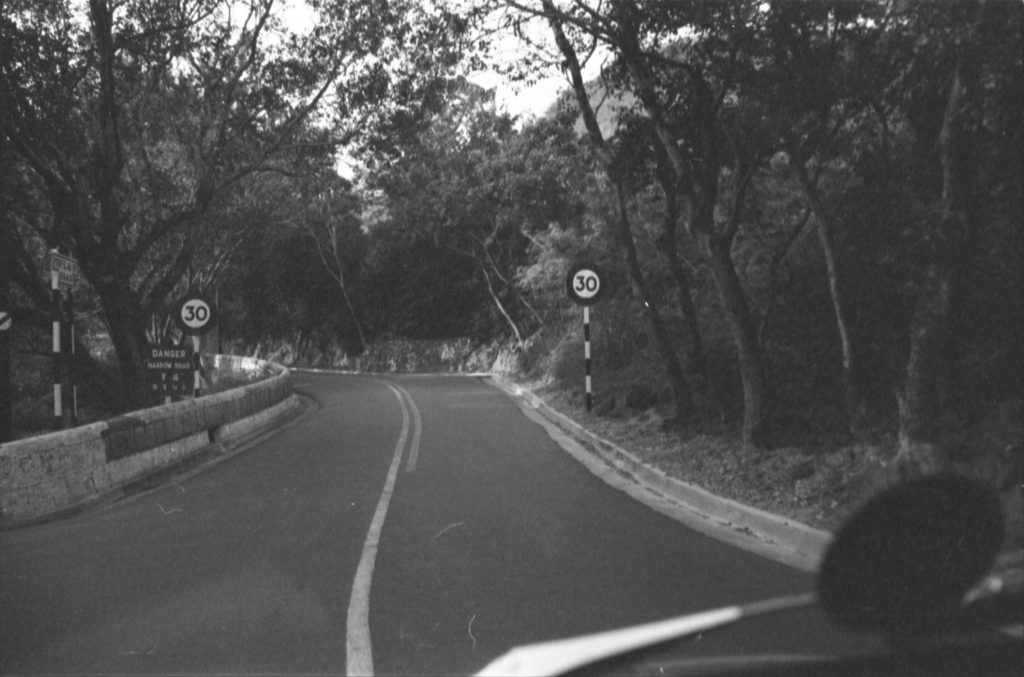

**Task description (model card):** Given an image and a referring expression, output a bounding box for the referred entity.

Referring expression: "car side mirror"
[817,474,1004,635]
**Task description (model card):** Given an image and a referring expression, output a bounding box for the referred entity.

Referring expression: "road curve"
[1,373,867,676]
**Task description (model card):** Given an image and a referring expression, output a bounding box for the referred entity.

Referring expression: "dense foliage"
[3,1,1020,477]
[2,0,466,411]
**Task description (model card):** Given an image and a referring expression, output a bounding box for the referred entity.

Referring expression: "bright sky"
[277,0,581,176]
[278,0,318,34]
[279,0,569,120]
[462,2,612,121]
[469,71,567,119]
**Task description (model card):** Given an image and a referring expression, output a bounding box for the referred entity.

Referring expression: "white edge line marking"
[401,386,422,473]
[346,383,410,677]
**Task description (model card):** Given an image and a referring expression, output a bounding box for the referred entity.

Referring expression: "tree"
[504,0,781,443]
[532,0,697,422]
[758,0,889,436]
[365,80,584,346]
[2,0,458,407]
[882,0,1023,474]
[296,178,368,353]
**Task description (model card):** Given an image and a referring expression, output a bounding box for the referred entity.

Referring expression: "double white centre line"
[346,382,422,677]
[402,386,422,474]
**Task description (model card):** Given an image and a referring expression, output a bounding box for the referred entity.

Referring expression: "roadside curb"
[487,374,832,572]
[291,367,492,378]
[108,393,313,510]
[0,394,306,531]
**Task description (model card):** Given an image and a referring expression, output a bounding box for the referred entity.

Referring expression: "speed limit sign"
[173,293,217,335]
[566,263,605,306]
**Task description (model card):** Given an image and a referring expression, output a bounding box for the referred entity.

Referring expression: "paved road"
[0,373,867,676]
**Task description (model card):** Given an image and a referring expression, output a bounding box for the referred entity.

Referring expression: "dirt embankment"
[521,376,1021,554]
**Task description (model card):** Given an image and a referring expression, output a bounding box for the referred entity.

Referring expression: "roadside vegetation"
[3,1,1020,545]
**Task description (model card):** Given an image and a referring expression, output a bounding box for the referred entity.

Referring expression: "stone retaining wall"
[0,355,295,528]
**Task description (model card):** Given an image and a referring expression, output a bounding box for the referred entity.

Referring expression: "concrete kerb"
[486,374,832,572]
[213,394,301,448]
[290,367,493,378]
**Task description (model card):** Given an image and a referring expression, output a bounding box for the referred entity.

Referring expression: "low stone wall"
[0,355,296,528]
[240,336,525,374]
[351,337,474,372]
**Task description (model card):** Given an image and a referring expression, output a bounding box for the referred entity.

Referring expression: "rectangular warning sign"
[145,343,194,397]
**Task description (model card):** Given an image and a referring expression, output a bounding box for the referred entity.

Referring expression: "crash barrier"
[0,355,298,528]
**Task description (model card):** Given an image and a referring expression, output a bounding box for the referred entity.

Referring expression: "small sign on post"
[566,263,605,412]
[49,251,80,292]
[172,293,217,398]
[145,343,195,399]
[174,293,217,336]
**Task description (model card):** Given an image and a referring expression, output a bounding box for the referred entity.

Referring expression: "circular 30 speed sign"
[566,262,605,306]
[174,293,217,335]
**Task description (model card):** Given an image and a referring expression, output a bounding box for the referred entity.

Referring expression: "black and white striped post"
[66,289,78,426]
[583,305,593,411]
[49,250,79,428]
[566,263,605,413]
[1,222,12,443]
[50,261,63,429]
[0,310,11,443]
[192,335,202,398]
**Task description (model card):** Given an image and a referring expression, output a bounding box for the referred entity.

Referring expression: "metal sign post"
[1,219,12,442]
[66,289,77,426]
[0,310,11,442]
[192,334,202,398]
[566,263,605,413]
[583,305,593,411]
[51,264,62,428]
[48,250,80,429]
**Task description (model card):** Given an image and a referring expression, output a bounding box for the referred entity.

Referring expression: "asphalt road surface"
[0,373,872,676]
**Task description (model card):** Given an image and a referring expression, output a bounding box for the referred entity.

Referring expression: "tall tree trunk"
[655,153,707,380]
[338,278,367,354]
[758,205,814,351]
[816,213,867,436]
[898,258,953,475]
[0,222,11,442]
[328,255,366,354]
[310,224,367,354]
[897,41,978,475]
[795,167,869,436]
[1,49,11,441]
[89,0,146,408]
[68,333,129,412]
[479,262,524,348]
[614,182,694,420]
[618,32,768,447]
[99,283,151,408]
[702,225,769,448]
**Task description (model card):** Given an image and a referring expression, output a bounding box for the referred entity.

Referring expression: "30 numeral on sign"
[174,294,217,335]
[182,302,209,326]
[566,263,604,307]
[574,271,599,295]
